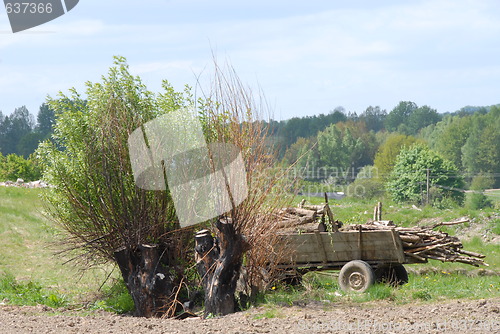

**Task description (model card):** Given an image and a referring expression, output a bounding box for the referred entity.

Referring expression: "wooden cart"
[277,228,427,292]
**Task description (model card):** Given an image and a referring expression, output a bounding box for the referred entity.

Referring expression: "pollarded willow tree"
[38,57,198,317]
[193,61,293,316]
[38,56,290,317]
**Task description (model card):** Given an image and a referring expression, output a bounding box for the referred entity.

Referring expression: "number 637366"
[5,2,53,14]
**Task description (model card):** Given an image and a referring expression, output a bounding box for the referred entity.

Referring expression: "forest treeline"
[270,102,499,208]
[273,102,499,178]
[0,104,55,181]
[0,101,499,193]
[0,104,54,158]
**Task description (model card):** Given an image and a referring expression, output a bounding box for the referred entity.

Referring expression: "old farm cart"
[278,227,426,292]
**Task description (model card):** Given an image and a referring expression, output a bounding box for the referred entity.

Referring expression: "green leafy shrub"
[466,174,494,209]
[387,144,465,205]
[467,193,493,210]
[0,153,41,181]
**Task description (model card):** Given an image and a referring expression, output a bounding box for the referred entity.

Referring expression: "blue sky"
[1,0,500,120]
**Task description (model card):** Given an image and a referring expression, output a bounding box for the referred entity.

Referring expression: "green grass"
[0,273,68,308]
[402,273,499,301]
[256,270,500,309]
[490,218,500,235]
[0,187,118,309]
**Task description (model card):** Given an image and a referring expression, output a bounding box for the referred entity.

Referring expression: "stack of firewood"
[276,199,342,234]
[275,207,323,234]
[342,219,488,267]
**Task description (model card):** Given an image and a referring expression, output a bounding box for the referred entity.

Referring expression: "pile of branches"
[275,207,322,233]
[275,199,342,234]
[342,219,488,267]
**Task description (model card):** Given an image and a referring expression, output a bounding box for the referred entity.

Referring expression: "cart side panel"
[280,230,405,264]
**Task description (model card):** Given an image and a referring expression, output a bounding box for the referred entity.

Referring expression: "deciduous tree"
[384,101,417,133]
[373,133,420,181]
[387,145,465,205]
[462,109,500,182]
[385,101,441,135]
[316,121,376,175]
[38,57,190,317]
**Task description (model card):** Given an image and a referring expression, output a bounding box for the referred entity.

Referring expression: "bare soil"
[1,298,498,334]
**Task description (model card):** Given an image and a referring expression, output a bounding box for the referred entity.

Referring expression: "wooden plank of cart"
[277,227,427,292]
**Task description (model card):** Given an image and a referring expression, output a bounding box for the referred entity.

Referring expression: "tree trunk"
[114,244,177,317]
[195,217,248,317]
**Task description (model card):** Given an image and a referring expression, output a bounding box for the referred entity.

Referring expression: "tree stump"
[195,217,249,317]
[114,244,176,317]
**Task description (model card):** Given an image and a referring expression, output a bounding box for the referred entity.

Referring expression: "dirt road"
[0,298,498,334]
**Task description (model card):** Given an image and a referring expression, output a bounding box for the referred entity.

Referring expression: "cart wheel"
[375,264,408,286]
[338,260,375,293]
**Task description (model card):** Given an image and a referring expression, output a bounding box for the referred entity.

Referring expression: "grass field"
[0,187,120,310]
[0,187,498,313]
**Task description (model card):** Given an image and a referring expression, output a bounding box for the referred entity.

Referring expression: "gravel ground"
[0,298,499,334]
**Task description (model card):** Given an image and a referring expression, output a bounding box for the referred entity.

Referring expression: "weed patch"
[90,280,134,314]
[0,273,68,308]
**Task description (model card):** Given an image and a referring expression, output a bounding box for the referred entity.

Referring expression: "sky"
[1,0,500,120]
